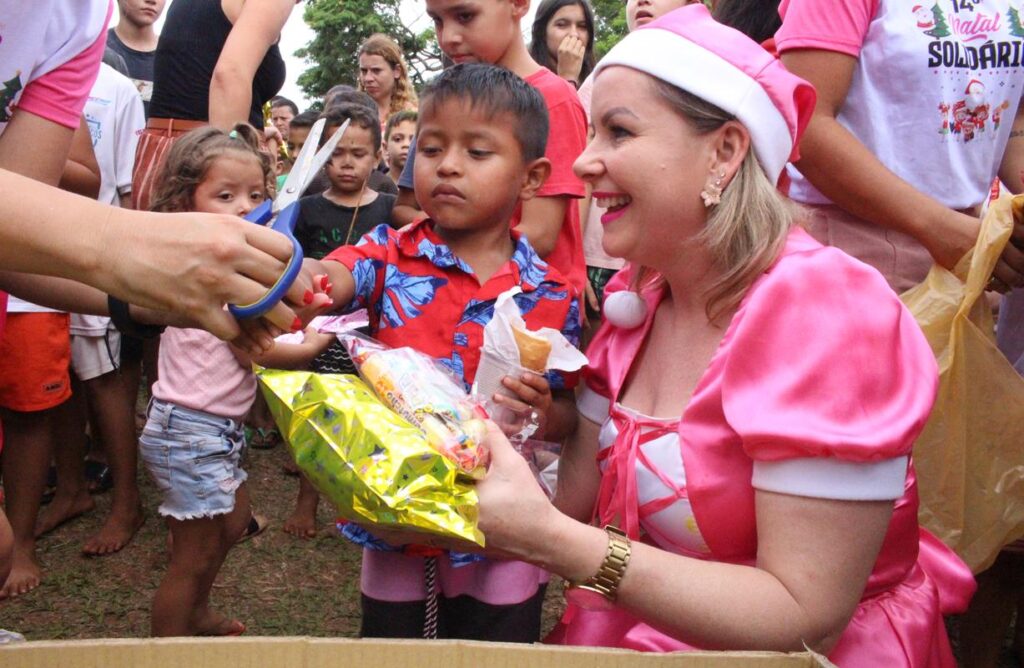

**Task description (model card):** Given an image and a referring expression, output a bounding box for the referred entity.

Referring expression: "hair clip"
[229,130,240,139]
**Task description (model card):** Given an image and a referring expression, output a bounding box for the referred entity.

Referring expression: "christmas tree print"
[0,72,22,123]
[1010,7,1024,37]
[926,3,951,38]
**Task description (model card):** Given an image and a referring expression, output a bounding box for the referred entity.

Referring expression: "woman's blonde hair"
[149,123,274,214]
[357,33,419,117]
[631,79,798,323]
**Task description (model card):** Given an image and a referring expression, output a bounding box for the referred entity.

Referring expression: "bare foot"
[283,508,317,539]
[82,505,144,556]
[192,609,246,636]
[35,489,95,537]
[0,547,41,599]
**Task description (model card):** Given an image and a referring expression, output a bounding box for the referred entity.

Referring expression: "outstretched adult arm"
[209,0,296,128]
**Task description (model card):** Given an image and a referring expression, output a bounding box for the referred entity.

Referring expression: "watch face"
[564,586,615,612]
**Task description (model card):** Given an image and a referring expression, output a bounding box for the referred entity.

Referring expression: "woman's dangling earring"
[700,168,726,208]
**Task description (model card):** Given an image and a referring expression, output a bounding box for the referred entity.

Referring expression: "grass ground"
[1,442,566,639]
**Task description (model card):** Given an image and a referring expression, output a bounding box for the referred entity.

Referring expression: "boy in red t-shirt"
[392,0,588,298]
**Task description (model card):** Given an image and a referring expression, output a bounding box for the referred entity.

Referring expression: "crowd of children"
[7,0,1024,665]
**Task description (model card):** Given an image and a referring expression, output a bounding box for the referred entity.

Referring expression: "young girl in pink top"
[139,125,334,637]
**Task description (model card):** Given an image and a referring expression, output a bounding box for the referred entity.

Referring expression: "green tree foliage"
[295,0,442,102]
[591,0,628,60]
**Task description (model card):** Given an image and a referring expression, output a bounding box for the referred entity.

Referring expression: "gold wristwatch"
[564,525,632,611]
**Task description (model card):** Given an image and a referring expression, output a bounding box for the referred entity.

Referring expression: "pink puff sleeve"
[721,244,937,500]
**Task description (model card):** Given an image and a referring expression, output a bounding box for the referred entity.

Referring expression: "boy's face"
[287,125,311,160]
[426,0,526,65]
[415,99,530,231]
[324,123,380,195]
[118,0,165,29]
[386,120,417,172]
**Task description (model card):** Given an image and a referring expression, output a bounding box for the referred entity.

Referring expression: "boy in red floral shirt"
[303,63,580,641]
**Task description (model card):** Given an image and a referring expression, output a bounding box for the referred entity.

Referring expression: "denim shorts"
[139,399,248,520]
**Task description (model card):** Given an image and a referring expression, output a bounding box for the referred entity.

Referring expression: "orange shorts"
[132,128,182,212]
[0,312,71,412]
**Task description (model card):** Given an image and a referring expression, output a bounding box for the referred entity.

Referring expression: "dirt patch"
[3,444,565,639]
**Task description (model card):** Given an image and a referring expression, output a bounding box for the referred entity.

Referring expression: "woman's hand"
[474,421,561,562]
[103,207,313,342]
[556,34,586,84]
[989,207,1024,292]
[357,422,561,561]
[923,209,982,271]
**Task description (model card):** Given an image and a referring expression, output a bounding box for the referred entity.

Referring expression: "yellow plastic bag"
[256,367,484,545]
[901,195,1024,572]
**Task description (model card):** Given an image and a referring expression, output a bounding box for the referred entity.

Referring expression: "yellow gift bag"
[901,195,1024,572]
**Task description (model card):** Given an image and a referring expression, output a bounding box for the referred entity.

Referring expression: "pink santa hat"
[592,3,816,184]
[965,79,984,94]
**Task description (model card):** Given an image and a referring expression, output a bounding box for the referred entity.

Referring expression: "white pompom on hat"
[593,3,816,185]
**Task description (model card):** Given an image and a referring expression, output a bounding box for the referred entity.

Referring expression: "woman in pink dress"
[465,5,977,665]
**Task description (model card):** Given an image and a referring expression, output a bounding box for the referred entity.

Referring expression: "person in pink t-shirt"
[776,0,1024,294]
[776,3,1024,662]
[137,125,333,637]
[444,7,975,665]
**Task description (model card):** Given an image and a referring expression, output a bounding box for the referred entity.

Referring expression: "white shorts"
[70,328,121,381]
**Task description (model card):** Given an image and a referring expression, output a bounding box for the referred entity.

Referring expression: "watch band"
[568,525,632,602]
[107,295,166,339]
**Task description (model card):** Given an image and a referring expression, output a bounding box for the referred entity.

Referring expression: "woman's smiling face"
[574,66,716,266]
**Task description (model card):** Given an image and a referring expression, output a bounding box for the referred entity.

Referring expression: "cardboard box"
[0,637,834,667]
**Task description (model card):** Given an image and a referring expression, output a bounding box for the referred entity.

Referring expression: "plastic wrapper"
[472,287,588,441]
[256,367,484,546]
[343,334,490,478]
[901,194,1024,572]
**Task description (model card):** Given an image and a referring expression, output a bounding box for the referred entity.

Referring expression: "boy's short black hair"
[325,87,379,118]
[385,110,418,140]
[319,103,382,152]
[270,96,299,116]
[290,110,319,130]
[419,64,548,162]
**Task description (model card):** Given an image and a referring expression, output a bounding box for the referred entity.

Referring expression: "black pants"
[360,584,547,642]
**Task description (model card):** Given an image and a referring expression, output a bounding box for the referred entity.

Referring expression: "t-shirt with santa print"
[777,0,1024,211]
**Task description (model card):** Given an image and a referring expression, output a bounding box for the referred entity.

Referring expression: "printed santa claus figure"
[953,79,990,142]
[913,5,935,30]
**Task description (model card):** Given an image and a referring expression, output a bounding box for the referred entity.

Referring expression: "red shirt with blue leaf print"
[324,219,582,392]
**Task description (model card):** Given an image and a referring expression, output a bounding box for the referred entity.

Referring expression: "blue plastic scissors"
[228,118,351,319]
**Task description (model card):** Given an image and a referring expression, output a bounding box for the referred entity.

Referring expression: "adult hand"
[989,205,1024,292]
[473,421,559,562]
[556,34,586,83]
[103,207,312,341]
[924,209,982,271]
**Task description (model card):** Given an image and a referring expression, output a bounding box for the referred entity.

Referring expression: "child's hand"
[493,372,552,434]
[301,326,336,354]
